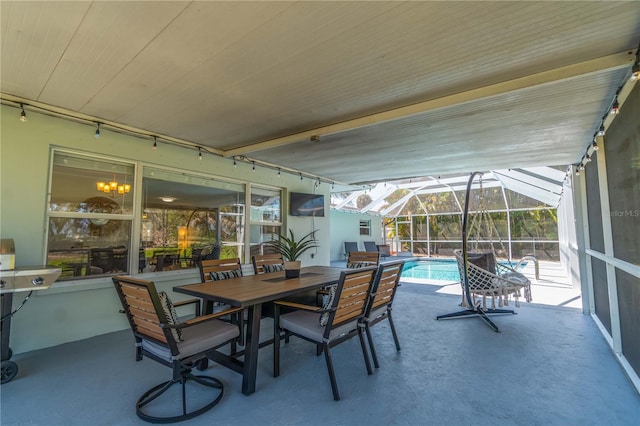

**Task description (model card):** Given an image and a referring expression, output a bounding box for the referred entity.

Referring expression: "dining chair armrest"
[172,298,201,316]
[274,300,323,312]
[184,307,243,326]
[161,307,243,329]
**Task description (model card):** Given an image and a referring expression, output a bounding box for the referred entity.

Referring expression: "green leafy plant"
[268,229,318,261]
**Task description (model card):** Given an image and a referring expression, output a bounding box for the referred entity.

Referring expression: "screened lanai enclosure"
[331,166,567,262]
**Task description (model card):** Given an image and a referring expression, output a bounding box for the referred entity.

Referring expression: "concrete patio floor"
[1,265,638,425]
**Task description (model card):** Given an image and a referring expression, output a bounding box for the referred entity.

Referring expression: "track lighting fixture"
[300,173,303,181]
[198,147,202,160]
[592,140,599,151]
[586,154,592,162]
[277,168,281,177]
[233,159,237,168]
[578,164,585,171]
[95,123,101,138]
[19,104,26,122]
[597,124,605,137]
[575,168,580,176]
[252,161,256,172]
[152,136,157,150]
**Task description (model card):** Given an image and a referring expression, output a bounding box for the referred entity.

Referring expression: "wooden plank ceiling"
[2,1,639,186]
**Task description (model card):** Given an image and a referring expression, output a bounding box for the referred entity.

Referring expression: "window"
[249,186,282,258]
[360,220,371,236]
[141,168,246,271]
[47,151,134,280]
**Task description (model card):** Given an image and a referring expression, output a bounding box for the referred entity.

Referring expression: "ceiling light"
[631,62,639,81]
[597,124,605,137]
[160,197,176,203]
[592,140,599,151]
[233,159,237,168]
[277,168,281,177]
[153,136,157,150]
[95,123,101,138]
[19,104,26,122]
[198,147,202,160]
[252,161,256,172]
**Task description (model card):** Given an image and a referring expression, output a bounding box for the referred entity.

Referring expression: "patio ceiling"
[1,1,639,186]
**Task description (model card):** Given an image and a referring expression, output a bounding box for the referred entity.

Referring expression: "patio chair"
[343,241,359,259]
[112,275,241,423]
[347,251,381,268]
[198,258,245,346]
[363,241,378,253]
[273,266,378,400]
[251,253,284,274]
[362,260,405,368]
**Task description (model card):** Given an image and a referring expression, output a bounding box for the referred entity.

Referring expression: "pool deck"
[332,256,582,310]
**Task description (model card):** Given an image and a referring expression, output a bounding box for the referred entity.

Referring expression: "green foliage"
[267,229,319,261]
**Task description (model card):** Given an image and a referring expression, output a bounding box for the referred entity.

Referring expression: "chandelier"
[96,180,131,196]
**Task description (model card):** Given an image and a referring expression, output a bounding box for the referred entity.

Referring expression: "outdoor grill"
[1,239,61,384]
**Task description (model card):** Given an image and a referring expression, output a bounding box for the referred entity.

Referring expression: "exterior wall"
[329,210,382,262]
[0,105,332,353]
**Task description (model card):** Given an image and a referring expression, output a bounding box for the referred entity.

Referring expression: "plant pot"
[284,260,301,279]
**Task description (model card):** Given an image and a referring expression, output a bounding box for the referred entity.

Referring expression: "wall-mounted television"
[290,192,325,217]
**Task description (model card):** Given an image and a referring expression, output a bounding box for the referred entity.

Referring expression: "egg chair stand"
[436,172,531,333]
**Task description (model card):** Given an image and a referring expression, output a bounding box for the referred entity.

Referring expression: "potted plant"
[268,229,318,278]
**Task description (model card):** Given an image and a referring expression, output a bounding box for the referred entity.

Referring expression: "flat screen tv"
[290,192,325,217]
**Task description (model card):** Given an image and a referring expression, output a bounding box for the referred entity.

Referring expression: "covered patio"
[2,276,638,425]
[1,2,639,423]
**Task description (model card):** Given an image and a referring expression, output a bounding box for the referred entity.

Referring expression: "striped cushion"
[209,268,242,281]
[158,291,182,342]
[319,285,337,326]
[347,261,370,269]
[263,263,285,273]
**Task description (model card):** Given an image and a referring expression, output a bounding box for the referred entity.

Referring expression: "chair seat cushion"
[367,305,387,322]
[281,310,358,343]
[142,319,239,362]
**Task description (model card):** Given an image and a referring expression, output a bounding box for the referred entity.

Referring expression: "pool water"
[401,259,461,282]
[401,258,525,282]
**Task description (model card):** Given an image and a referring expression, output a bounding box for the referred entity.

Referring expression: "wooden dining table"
[173,265,344,396]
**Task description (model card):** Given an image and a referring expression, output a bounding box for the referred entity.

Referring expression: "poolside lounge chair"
[363,241,378,252]
[344,241,359,259]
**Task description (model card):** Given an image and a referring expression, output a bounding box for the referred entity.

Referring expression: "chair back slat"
[369,261,405,312]
[347,251,380,267]
[252,253,284,274]
[199,258,242,282]
[329,267,377,328]
[113,276,171,346]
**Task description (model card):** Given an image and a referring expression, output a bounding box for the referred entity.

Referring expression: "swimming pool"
[400,258,525,282]
[401,258,461,282]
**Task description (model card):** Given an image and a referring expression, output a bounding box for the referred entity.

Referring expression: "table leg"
[242,303,262,395]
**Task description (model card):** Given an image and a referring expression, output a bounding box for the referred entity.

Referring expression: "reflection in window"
[141,168,246,271]
[47,151,134,280]
[249,186,282,257]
